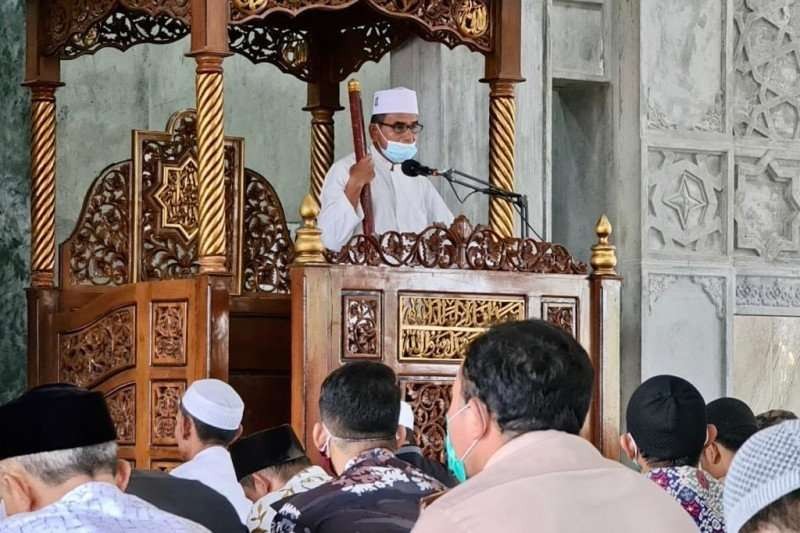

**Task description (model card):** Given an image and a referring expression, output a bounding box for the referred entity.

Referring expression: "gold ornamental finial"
[348,79,361,93]
[293,194,326,265]
[591,215,617,277]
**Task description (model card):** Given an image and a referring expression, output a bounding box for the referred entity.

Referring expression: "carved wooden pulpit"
[290,203,622,462]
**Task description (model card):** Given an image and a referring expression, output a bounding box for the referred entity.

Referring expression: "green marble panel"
[0,0,29,403]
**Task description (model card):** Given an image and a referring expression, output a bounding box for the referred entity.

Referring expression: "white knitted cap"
[182,379,244,431]
[398,401,414,430]
[724,419,800,532]
[373,87,418,115]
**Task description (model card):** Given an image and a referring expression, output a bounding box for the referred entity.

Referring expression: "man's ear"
[396,425,407,447]
[312,422,326,452]
[706,424,718,447]
[1,471,35,515]
[182,412,194,441]
[468,398,491,439]
[231,425,244,445]
[115,459,133,491]
[619,433,637,461]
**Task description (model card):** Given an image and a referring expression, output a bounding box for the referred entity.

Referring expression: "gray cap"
[724,419,800,532]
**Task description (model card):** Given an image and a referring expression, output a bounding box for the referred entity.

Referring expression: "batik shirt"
[0,481,209,532]
[647,466,725,533]
[247,466,331,532]
[271,448,445,533]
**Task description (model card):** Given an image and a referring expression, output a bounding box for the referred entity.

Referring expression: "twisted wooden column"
[29,85,58,288]
[195,55,227,274]
[309,108,335,204]
[488,80,517,239]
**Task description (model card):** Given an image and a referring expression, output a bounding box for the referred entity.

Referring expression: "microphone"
[401,159,438,177]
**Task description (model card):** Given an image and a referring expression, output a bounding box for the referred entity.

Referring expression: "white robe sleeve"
[318,156,364,251]
[424,180,455,226]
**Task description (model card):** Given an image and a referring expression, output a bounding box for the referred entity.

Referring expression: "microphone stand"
[437,168,531,239]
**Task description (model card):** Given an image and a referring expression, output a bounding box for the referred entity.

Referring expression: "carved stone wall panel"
[402,380,453,463]
[342,292,381,359]
[644,273,727,400]
[542,298,577,337]
[151,301,187,365]
[735,153,800,261]
[65,162,132,287]
[151,381,185,446]
[399,293,525,360]
[105,383,136,445]
[734,1,800,139]
[645,0,724,132]
[737,275,800,309]
[647,273,726,319]
[647,150,725,255]
[59,306,136,388]
[241,169,293,294]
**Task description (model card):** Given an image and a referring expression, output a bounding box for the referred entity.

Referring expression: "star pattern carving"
[154,157,199,241]
[664,172,709,230]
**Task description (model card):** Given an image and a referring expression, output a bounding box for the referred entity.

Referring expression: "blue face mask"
[445,403,478,483]
[378,128,418,163]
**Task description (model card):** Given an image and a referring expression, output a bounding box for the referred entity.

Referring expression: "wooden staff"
[348,79,375,235]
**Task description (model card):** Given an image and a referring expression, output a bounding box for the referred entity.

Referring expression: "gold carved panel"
[151,381,185,446]
[154,158,199,241]
[399,293,525,360]
[151,301,188,365]
[342,292,381,360]
[105,383,136,446]
[402,380,453,463]
[59,306,136,388]
[542,298,578,338]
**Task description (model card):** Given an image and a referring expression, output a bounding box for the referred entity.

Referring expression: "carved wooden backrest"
[59,110,292,294]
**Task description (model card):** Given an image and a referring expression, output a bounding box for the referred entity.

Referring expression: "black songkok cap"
[230,424,306,481]
[706,397,758,451]
[0,383,117,460]
[626,375,707,460]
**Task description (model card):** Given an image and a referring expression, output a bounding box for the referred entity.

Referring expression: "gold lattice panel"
[398,293,526,361]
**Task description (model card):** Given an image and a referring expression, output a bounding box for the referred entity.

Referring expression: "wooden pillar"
[24,0,62,288]
[305,81,341,204]
[190,0,231,274]
[483,0,523,238]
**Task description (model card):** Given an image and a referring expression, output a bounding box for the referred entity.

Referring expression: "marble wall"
[0,0,30,403]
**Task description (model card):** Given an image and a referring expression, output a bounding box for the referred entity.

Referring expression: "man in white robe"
[0,383,207,532]
[171,379,252,524]
[319,87,454,251]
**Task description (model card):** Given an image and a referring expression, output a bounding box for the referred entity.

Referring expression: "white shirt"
[170,446,252,524]
[0,481,208,532]
[318,148,454,251]
[246,465,330,532]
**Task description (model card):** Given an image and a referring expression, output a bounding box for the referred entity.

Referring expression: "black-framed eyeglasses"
[377,121,424,134]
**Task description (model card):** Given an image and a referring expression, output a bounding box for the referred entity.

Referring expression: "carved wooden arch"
[59,109,293,294]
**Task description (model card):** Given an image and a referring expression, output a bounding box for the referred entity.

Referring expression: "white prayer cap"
[182,379,244,431]
[372,87,419,116]
[399,401,415,430]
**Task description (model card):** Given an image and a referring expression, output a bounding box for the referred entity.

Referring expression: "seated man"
[318,87,453,251]
[621,375,725,532]
[272,361,446,533]
[171,379,251,524]
[756,408,797,429]
[724,420,800,532]
[413,320,695,533]
[125,469,248,532]
[0,383,206,532]
[701,397,759,481]
[230,424,330,532]
[396,401,457,488]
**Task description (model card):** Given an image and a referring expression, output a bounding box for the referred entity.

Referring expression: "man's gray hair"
[0,441,118,486]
